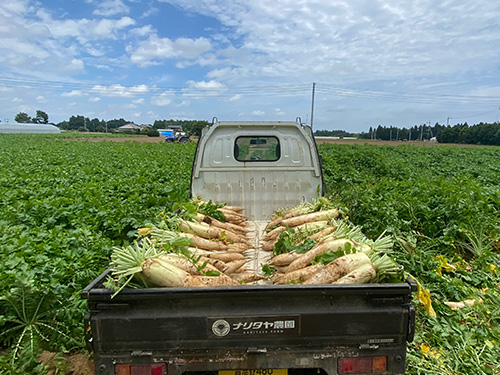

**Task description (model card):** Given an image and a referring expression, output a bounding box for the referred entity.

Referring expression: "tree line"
[316,122,500,146]
[14,110,500,145]
[14,110,50,124]
[313,129,356,138]
[436,122,500,145]
[14,111,210,137]
[358,123,445,141]
[357,122,500,145]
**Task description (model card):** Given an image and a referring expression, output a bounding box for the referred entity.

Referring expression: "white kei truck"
[82,120,416,375]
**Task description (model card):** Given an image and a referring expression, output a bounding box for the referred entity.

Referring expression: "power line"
[447,108,498,120]
[1,76,499,107]
[317,84,500,106]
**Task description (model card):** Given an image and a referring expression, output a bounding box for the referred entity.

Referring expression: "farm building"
[116,123,141,132]
[0,123,61,133]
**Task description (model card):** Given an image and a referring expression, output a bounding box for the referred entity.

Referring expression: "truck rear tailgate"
[83,271,414,351]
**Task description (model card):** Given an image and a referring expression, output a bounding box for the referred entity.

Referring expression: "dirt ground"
[315,138,486,147]
[315,138,436,146]
[68,135,167,143]
[68,135,479,147]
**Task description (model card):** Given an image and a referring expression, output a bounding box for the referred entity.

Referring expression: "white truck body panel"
[191,121,323,221]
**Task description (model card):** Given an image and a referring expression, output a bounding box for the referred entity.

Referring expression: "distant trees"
[437,122,500,145]
[14,112,31,123]
[58,116,124,132]
[356,122,500,146]
[314,129,355,138]
[34,110,49,124]
[14,110,49,124]
[359,123,447,141]
[359,124,441,141]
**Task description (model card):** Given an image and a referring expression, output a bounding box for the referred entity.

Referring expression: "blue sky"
[1,0,500,133]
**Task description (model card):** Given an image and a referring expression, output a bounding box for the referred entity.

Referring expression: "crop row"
[318,143,500,374]
[0,135,195,373]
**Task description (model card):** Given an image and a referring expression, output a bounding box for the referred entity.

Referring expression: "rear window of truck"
[234,136,280,162]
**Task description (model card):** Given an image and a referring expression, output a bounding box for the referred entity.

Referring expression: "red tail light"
[115,363,166,375]
[338,356,387,374]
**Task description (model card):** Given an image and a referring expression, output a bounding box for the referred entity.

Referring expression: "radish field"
[0,133,499,374]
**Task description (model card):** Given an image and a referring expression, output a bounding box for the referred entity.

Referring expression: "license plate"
[219,369,288,375]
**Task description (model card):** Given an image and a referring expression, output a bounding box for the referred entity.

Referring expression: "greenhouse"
[0,123,61,133]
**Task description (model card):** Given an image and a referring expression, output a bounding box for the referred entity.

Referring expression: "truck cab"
[191,121,323,220]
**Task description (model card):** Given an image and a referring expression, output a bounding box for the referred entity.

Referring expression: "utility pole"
[310,82,316,130]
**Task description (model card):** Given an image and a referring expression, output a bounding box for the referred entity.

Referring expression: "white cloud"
[141,7,159,18]
[252,110,265,116]
[35,11,135,42]
[91,84,149,97]
[0,0,30,16]
[130,25,154,37]
[187,80,226,90]
[89,97,101,102]
[85,45,107,57]
[129,34,212,67]
[162,0,500,82]
[229,94,242,102]
[0,2,136,79]
[469,86,500,97]
[183,80,227,98]
[62,90,85,97]
[68,59,85,72]
[151,90,176,106]
[93,0,129,17]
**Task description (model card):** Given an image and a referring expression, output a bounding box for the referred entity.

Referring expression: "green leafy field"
[319,144,500,374]
[1,134,499,374]
[0,134,195,373]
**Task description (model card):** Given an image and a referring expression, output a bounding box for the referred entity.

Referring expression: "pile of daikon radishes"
[106,197,404,293]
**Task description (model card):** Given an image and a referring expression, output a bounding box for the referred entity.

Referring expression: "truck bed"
[82,270,415,375]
